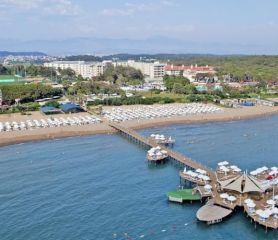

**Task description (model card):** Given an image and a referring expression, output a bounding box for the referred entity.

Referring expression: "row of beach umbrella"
[103,103,223,122]
[0,116,101,132]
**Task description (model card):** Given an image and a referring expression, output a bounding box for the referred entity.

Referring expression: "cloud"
[43,0,81,16]
[100,2,158,16]
[1,0,43,9]
[161,0,177,6]
[0,0,81,15]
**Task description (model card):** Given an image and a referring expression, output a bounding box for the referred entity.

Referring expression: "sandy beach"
[0,105,278,147]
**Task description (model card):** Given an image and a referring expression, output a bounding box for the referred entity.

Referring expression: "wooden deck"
[197,200,233,224]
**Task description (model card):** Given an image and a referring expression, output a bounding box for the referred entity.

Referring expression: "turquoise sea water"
[0,115,278,240]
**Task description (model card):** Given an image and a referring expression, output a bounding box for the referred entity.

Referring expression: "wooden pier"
[109,122,214,176]
[109,122,278,230]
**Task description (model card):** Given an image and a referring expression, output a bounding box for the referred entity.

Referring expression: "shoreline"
[0,105,278,147]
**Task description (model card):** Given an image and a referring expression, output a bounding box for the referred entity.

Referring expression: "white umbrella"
[272,208,278,215]
[227,196,237,202]
[220,193,229,199]
[202,176,211,181]
[261,166,268,172]
[222,161,229,165]
[233,168,242,172]
[259,212,270,219]
[271,167,278,171]
[204,184,212,190]
[156,152,163,156]
[191,172,198,178]
[250,170,258,176]
[266,199,275,205]
[247,202,256,208]
[218,162,225,166]
[264,209,273,216]
[244,199,253,204]
[256,209,263,215]
[196,169,203,173]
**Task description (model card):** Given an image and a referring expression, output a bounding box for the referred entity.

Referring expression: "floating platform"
[167,189,201,203]
[197,201,233,224]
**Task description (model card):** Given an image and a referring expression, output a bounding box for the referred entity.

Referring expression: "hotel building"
[44,61,105,79]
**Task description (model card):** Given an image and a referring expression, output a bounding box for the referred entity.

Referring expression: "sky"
[1,0,278,54]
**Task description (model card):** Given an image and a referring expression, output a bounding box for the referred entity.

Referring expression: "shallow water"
[0,115,278,240]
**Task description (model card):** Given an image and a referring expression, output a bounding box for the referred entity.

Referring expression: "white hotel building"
[45,60,166,82]
[44,61,105,79]
[113,60,166,82]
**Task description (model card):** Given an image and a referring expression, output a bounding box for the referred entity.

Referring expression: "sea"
[0,115,278,240]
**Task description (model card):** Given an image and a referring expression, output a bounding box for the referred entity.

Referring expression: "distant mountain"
[0,37,276,55]
[0,51,47,57]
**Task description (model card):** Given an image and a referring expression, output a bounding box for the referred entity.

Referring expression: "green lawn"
[167,189,201,201]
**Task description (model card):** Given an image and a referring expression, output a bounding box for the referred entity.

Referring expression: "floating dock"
[167,189,201,203]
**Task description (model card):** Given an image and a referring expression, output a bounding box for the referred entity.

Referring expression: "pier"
[109,122,278,230]
[109,122,214,176]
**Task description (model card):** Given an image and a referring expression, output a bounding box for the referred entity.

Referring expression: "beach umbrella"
[196,169,202,174]
[204,184,212,190]
[233,168,242,172]
[222,161,229,166]
[256,209,263,215]
[271,167,278,171]
[259,212,270,220]
[220,193,229,199]
[264,209,273,216]
[266,199,275,206]
[230,165,237,169]
[247,202,256,208]
[202,176,211,181]
[244,199,253,204]
[191,172,198,178]
[272,208,278,215]
[218,162,224,166]
[197,174,203,179]
[250,171,258,176]
[227,196,237,203]
[261,166,268,172]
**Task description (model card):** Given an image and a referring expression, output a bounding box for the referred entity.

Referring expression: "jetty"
[109,122,278,231]
[109,122,214,174]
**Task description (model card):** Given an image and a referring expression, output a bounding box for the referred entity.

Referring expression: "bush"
[45,100,60,108]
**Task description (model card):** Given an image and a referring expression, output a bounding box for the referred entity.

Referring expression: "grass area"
[167,189,201,201]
